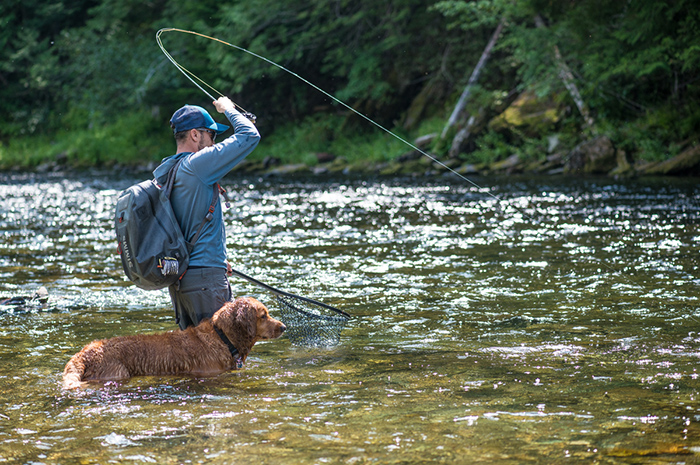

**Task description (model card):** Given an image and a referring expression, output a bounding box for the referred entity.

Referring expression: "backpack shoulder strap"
[158,157,219,248]
[188,183,219,247]
[161,158,184,198]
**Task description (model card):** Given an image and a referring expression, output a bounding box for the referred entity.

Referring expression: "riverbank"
[20,134,698,180]
[2,110,699,178]
[8,140,700,180]
[238,135,700,179]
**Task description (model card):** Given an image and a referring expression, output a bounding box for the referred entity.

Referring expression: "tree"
[0,0,99,136]
[210,0,464,127]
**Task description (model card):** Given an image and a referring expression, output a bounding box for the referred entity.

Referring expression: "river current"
[0,171,698,463]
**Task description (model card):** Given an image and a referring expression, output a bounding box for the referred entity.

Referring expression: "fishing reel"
[242,112,257,125]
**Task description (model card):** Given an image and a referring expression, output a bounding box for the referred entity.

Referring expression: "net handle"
[276,295,348,322]
[229,268,351,318]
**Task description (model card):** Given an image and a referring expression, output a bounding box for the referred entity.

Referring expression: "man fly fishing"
[154,97,260,329]
[150,29,350,347]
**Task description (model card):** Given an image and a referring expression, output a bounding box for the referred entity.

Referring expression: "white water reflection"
[0,172,699,463]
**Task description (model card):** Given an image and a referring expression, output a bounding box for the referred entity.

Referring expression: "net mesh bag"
[229,269,350,348]
[275,293,350,347]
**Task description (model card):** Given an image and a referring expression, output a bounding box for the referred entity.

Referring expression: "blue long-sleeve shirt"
[153,108,260,269]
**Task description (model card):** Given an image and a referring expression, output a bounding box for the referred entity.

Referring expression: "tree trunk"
[447,88,518,158]
[449,114,478,158]
[534,15,595,131]
[441,19,505,140]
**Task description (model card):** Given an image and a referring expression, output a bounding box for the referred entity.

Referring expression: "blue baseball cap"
[169,105,229,135]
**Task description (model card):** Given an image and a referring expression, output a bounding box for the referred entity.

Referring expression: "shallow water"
[0,171,699,464]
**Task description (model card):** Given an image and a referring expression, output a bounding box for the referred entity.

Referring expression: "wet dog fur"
[62,297,285,389]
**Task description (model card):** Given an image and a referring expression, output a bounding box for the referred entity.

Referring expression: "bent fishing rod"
[155,28,502,202]
[156,28,258,124]
[156,28,632,288]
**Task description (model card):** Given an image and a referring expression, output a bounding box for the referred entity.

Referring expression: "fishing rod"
[156,29,257,123]
[156,29,559,236]
[155,28,632,304]
[155,28,503,204]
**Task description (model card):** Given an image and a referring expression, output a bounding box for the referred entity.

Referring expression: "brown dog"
[62,297,285,389]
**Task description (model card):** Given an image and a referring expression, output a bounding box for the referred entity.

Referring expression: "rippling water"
[0,171,698,463]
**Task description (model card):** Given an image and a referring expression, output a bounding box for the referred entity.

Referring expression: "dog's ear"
[213,298,257,362]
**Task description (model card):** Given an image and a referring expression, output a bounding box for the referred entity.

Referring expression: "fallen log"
[534,14,595,132]
[441,19,505,140]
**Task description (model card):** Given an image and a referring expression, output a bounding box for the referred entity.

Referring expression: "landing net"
[275,293,350,347]
[229,269,351,347]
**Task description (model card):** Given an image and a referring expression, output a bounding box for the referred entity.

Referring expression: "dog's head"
[212,297,286,362]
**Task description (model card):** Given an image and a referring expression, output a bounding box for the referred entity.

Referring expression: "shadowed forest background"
[1,0,699,175]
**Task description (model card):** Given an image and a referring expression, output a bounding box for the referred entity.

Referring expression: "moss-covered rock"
[609,149,633,177]
[265,164,310,176]
[490,154,522,173]
[489,91,563,137]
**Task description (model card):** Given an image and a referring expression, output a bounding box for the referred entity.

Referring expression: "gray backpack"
[115,159,217,290]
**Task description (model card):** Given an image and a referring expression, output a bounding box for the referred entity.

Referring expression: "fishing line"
[156,28,503,204]
[156,29,639,308]
[156,30,628,283]
[156,29,257,122]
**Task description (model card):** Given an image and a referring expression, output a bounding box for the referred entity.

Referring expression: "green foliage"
[259,113,408,166]
[468,131,514,164]
[211,0,459,126]
[1,0,699,170]
[602,104,697,162]
[0,110,168,169]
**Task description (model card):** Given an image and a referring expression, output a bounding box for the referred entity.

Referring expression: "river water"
[0,171,698,464]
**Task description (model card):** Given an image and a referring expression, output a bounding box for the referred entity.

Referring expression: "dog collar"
[214,325,240,360]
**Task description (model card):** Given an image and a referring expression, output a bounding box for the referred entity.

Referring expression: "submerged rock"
[493,315,542,328]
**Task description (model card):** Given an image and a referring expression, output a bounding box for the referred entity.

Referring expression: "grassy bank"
[0,110,446,172]
[0,110,173,170]
[1,105,697,176]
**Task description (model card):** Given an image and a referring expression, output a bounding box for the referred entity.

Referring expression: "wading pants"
[168,267,232,330]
